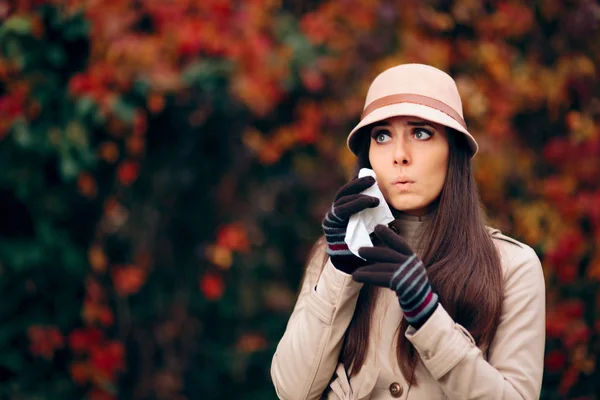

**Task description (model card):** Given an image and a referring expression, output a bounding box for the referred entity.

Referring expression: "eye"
[371,129,391,143]
[413,128,433,140]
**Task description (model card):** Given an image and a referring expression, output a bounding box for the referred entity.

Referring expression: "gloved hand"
[321,176,380,274]
[352,225,439,329]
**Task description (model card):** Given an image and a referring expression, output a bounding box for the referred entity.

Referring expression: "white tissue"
[344,168,395,259]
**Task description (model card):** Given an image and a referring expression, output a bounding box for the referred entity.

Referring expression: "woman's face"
[368,116,450,216]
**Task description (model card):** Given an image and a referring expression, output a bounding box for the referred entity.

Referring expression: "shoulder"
[485,226,536,260]
[485,227,543,282]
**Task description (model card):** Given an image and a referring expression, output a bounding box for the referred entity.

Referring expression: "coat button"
[389,382,404,398]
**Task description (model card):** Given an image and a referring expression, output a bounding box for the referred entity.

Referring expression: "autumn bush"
[0,1,598,399]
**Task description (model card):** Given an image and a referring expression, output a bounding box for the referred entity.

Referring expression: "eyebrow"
[407,121,436,129]
[370,120,437,130]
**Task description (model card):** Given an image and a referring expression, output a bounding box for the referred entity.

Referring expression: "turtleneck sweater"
[387,211,433,255]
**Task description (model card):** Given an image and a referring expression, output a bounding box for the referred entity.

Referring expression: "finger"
[373,225,414,255]
[352,267,397,287]
[358,246,407,264]
[334,176,376,201]
[334,193,362,207]
[335,196,379,220]
[335,193,379,209]
[336,192,380,207]
[352,263,399,274]
[324,195,365,225]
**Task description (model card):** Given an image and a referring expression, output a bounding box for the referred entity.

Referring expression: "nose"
[393,134,410,166]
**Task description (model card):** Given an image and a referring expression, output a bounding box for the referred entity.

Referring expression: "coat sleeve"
[270,243,364,400]
[405,241,546,400]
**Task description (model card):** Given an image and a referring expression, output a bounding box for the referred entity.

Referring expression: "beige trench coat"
[271,228,546,399]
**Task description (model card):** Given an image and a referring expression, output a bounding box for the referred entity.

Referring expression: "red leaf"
[200,272,225,300]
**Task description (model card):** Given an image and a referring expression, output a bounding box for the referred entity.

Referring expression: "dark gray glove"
[353,225,439,329]
[321,176,379,274]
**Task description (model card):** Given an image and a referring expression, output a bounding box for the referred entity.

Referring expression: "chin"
[388,197,428,214]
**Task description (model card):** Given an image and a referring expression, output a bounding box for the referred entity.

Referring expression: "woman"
[271,64,545,399]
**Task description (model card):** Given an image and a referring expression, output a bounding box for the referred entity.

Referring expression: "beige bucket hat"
[347,63,478,158]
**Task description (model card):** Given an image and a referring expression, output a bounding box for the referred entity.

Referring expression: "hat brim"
[347,103,478,157]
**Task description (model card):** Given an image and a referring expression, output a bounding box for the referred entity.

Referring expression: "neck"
[388,211,434,254]
[391,209,435,222]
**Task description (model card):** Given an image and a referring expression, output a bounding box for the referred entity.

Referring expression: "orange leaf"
[88,245,108,273]
[147,93,165,114]
[98,141,120,164]
[112,266,146,296]
[236,333,267,353]
[216,223,250,252]
[27,325,64,360]
[126,136,145,157]
[205,244,233,270]
[70,361,90,385]
[83,300,114,327]
[77,172,98,199]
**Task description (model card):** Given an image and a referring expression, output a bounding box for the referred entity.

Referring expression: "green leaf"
[0,321,23,347]
[182,60,233,87]
[0,16,31,38]
[36,220,58,246]
[0,240,45,272]
[75,97,106,126]
[4,37,24,66]
[58,155,79,180]
[75,96,96,118]
[98,381,117,395]
[47,45,67,68]
[62,17,89,41]
[112,97,136,123]
[60,245,86,277]
[133,78,152,97]
[93,108,106,125]
[12,120,33,149]
[65,121,89,149]
[0,350,24,373]
[275,14,317,66]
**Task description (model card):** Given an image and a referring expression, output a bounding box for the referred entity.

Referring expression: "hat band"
[361,93,467,129]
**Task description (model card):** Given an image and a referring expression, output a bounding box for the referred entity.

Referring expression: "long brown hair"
[305,126,503,386]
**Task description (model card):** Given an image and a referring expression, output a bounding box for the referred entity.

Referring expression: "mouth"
[392,178,415,191]
[392,178,415,185]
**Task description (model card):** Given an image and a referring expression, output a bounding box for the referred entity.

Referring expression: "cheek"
[368,146,393,194]
[429,153,449,194]
[368,144,384,173]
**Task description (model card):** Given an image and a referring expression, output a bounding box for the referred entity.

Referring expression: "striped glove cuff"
[322,206,352,257]
[322,206,365,273]
[391,254,439,329]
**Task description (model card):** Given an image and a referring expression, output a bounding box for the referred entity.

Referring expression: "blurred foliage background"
[0,0,599,399]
